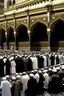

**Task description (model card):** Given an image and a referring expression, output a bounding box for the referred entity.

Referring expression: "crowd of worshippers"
[1,66,64,96]
[0,51,64,76]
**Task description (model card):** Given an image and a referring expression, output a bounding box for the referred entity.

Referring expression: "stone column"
[47,28,51,51]
[27,9,31,50]
[11,0,13,6]
[13,13,16,50]
[4,15,8,49]
[47,0,52,51]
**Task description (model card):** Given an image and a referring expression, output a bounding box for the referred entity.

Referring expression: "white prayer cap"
[38,70,42,73]
[43,69,48,73]
[31,70,34,73]
[34,70,37,72]
[2,77,7,80]
[12,76,16,80]
[22,72,26,75]
[61,65,64,69]
[5,75,9,78]
[15,73,19,75]
[9,56,14,61]
[29,73,34,77]
[15,55,18,58]
[55,67,60,70]
[25,55,27,57]
[52,69,57,72]
[61,66,64,70]
[16,75,21,79]
[19,73,22,75]
[41,68,43,71]
[48,68,52,71]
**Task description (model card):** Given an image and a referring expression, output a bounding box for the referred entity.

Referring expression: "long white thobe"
[21,74,30,92]
[1,80,11,96]
[3,58,7,75]
[43,55,47,67]
[30,57,38,69]
[43,72,49,89]
[11,60,16,74]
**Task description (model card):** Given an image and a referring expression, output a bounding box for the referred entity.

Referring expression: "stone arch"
[30,20,48,31]
[30,21,48,51]
[50,17,64,28]
[50,18,64,51]
[16,24,29,42]
[0,28,6,49]
[7,26,15,49]
[7,26,14,41]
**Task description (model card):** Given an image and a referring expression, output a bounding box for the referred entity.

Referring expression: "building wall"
[0,0,64,51]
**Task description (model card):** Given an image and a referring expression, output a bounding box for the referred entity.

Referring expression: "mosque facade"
[0,0,64,51]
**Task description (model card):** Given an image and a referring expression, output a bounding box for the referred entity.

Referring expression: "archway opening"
[31,22,48,51]
[0,28,6,49]
[50,19,64,51]
[16,24,29,49]
[7,27,15,49]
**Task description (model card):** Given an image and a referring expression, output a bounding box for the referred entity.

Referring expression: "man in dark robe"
[25,75,37,96]
[38,55,44,68]
[0,58,4,77]
[5,58,11,75]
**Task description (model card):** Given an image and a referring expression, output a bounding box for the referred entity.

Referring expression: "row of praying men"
[1,65,64,96]
[0,51,64,76]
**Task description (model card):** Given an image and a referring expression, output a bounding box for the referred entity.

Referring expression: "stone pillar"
[13,13,16,50]
[47,28,51,51]
[4,15,8,49]
[27,10,31,50]
[11,0,13,6]
[47,1,52,51]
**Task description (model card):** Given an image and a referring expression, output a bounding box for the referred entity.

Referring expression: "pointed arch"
[0,28,6,49]
[0,28,6,41]
[30,21,48,50]
[31,21,48,41]
[30,20,48,31]
[7,26,15,42]
[7,25,14,31]
[50,18,64,51]
[50,17,64,28]
[16,24,29,42]
[7,25,14,36]
[0,27,5,31]
[16,22,27,31]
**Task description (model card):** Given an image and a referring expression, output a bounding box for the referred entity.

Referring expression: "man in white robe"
[1,77,11,96]
[21,72,30,92]
[11,60,16,74]
[43,70,49,90]
[30,56,38,69]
